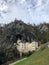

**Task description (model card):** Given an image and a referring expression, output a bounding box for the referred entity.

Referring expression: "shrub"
[40,44,46,50]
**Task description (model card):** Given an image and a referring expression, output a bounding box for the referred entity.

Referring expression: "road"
[9,58,27,65]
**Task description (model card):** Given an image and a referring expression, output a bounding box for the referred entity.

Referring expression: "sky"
[0,0,49,24]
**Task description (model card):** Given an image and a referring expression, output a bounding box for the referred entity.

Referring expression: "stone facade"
[16,40,38,57]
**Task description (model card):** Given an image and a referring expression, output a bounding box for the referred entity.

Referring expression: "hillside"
[15,48,49,65]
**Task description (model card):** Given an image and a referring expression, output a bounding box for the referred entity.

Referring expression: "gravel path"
[9,58,27,65]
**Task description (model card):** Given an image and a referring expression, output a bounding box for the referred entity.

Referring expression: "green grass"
[15,48,49,65]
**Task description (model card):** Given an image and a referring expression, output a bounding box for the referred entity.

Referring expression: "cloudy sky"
[0,0,49,24]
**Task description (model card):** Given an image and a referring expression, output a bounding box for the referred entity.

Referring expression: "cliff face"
[0,20,36,65]
[0,20,36,47]
[0,20,49,51]
[37,23,49,43]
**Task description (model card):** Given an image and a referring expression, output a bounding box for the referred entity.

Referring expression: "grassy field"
[15,48,49,65]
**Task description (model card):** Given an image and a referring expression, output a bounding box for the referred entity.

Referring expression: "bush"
[40,44,46,50]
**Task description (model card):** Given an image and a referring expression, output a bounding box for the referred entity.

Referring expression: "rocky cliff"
[0,20,49,65]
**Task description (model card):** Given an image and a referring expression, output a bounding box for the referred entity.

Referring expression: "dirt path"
[9,58,27,65]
